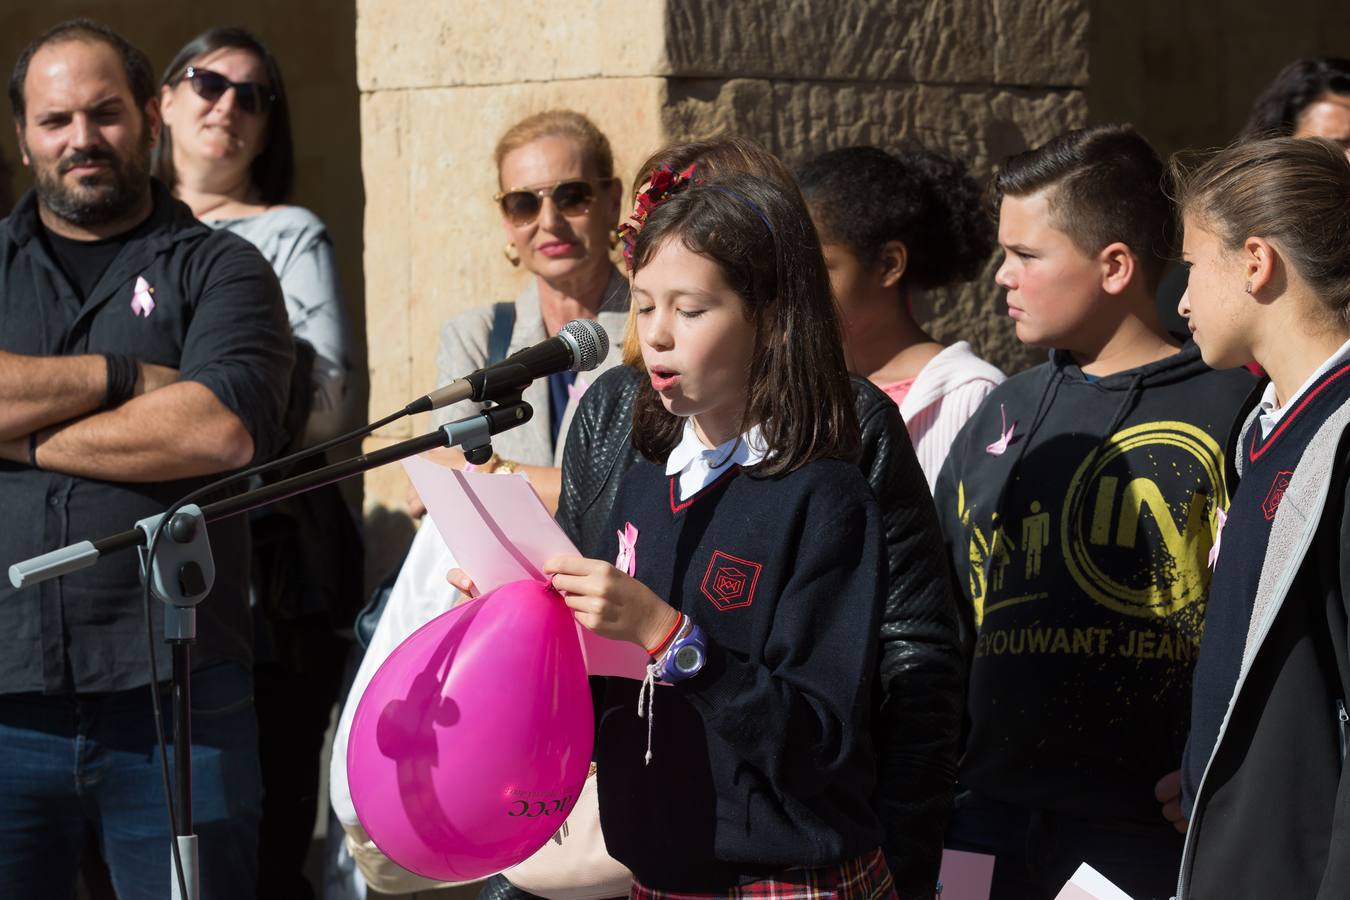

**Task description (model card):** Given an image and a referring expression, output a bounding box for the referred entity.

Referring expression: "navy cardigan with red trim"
[1183,360,1350,812]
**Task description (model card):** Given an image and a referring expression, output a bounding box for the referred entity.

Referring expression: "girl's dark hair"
[620,137,797,367]
[633,136,797,196]
[1242,57,1350,139]
[152,26,294,204]
[1172,136,1350,325]
[797,144,994,290]
[629,172,860,475]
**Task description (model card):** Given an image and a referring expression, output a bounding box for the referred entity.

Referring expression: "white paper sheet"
[1054,863,1137,900]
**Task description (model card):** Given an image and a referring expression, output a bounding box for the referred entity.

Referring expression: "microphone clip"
[439,395,531,466]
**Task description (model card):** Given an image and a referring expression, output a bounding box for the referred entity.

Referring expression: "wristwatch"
[656,621,707,683]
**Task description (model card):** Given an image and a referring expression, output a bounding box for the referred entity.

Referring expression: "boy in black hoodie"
[934,126,1254,900]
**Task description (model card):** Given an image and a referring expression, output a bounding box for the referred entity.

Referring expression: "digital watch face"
[674,644,704,675]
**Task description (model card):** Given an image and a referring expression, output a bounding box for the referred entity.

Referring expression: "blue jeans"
[944,790,1184,900]
[0,661,262,900]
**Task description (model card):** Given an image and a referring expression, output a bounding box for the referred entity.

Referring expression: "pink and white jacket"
[892,341,1005,492]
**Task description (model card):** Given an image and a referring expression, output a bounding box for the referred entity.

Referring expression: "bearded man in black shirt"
[0,19,292,899]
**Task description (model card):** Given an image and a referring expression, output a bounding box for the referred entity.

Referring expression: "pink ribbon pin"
[1207,507,1228,569]
[615,522,638,576]
[986,403,1016,456]
[568,378,589,404]
[130,275,155,318]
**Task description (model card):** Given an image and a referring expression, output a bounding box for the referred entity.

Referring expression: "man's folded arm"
[2,380,252,481]
[0,349,178,440]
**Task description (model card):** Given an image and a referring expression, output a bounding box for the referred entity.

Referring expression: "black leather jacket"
[556,366,965,899]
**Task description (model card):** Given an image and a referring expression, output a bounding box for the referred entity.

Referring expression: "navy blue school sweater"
[1182,359,1350,814]
[591,457,888,891]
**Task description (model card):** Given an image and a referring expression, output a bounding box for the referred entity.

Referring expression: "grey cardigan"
[431,266,631,467]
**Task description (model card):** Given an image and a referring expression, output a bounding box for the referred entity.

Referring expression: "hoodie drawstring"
[1101,373,1145,448]
[998,367,1064,508]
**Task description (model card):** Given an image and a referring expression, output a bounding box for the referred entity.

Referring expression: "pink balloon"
[347,579,595,882]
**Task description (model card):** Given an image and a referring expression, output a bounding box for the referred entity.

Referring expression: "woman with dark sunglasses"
[155,27,351,446]
[411,109,631,515]
[153,26,358,900]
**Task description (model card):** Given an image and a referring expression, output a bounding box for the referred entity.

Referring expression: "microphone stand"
[8,399,532,900]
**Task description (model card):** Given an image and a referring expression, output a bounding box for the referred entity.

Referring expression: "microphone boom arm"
[8,399,534,590]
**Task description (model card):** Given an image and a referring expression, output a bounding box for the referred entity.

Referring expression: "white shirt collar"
[665,420,767,501]
[1257,335,1350,437]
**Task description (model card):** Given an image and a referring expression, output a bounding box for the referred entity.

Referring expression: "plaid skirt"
[629,848,897,900]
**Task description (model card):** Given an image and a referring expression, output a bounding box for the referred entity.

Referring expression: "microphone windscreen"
[559,319,608,372]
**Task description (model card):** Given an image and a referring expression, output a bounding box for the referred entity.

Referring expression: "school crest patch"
[700,551,762,611]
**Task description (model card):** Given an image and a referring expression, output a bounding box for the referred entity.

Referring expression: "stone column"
[358,0,1088,535]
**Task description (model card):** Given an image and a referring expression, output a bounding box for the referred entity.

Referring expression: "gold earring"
[504,243,520,267]
[1244,281,1253,294]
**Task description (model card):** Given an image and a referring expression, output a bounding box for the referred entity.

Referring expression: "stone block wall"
[358,0,1090,526]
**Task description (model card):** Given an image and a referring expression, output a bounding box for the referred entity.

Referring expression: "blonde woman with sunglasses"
[417,109,631,514]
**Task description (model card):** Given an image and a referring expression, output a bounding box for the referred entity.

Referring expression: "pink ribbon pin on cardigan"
[615,522,638,576]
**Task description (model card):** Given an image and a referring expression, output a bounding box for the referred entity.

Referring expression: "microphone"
[406,318,609,414]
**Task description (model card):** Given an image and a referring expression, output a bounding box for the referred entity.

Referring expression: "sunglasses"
[180,66,276,116]
[494,178,616,227]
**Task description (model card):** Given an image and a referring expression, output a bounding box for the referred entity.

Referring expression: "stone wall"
[357,0,1090,531]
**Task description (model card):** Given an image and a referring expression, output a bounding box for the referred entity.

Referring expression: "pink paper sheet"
[938,848,994,900]
[403,455,650,680]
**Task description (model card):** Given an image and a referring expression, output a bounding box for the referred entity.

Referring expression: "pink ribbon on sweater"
[615,522,638,576]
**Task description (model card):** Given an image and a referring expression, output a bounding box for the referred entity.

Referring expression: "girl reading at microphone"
[450,169,893,898]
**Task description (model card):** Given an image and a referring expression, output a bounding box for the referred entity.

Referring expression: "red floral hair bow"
[618,163,699,271]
